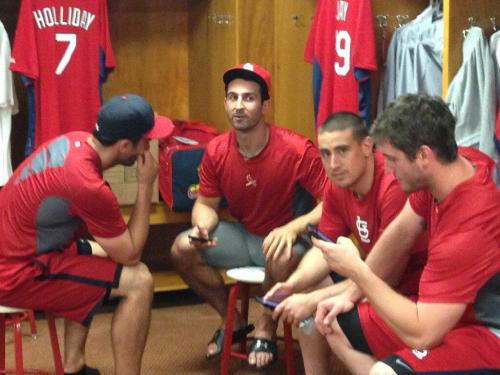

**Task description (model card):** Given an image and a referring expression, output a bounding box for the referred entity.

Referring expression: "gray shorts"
[185,221,311,269]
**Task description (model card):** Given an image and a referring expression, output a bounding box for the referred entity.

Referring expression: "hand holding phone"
[255,296,280,310]
[307,224,334,242]
[188,234,213,243]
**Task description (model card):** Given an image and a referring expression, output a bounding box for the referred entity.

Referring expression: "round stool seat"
[226,266,265,284]
[0,305,26,314]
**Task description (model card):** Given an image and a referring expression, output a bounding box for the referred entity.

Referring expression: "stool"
[0,306,64,375]
[220,267,296,375]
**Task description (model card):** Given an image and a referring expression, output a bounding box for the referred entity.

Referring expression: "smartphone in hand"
[307,224,334,242]
[188,234,213,243]
[255,296,279,310]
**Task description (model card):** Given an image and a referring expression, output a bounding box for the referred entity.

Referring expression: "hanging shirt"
[490,30,500,154]
[9,0,116,151]
[382,6,443,110]
[305,0,377,129]
[447,27,497,163]
[0,20,18,186]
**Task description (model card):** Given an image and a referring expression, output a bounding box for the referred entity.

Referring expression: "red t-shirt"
[409,147,500,327]
[305,0,378,128]
[0,131,126,263]
[199,124,328,236]
[319,152,428,295]
[10,0,116,147]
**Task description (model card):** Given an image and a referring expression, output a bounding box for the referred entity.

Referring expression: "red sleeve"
[297,142,329,199]
[10,0,39,78]
[198,148,222,198]
[352,0,377,71]
[100,0,116,70]
[319,183,350,240]
[304,0,322,63]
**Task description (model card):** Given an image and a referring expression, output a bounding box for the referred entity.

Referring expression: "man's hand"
[262,225,298,261]
[314,293,355,336]
[264,281,294,302]
[273,293,317,327]
[313,236,364,278]
[136,150,158,186]
[188,224,217,249]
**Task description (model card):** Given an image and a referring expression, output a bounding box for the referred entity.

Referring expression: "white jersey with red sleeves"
[198,124,328,237]
[305,0,377,128]
[10,0,116,148]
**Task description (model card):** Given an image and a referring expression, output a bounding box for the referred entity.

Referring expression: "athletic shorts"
[184,221,311,269]
[0,239,122,326]
[338,301,500,374]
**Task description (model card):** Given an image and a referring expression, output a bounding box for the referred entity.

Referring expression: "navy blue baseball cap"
[93,94,174,144]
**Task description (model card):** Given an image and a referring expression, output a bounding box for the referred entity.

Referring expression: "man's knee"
[369,361,399,375]
[266,253,301,280]
[115,262,154,297]
[373,356,415,375]
[170,233,194,267]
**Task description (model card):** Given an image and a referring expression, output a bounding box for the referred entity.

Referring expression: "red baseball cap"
[223,63,272,100]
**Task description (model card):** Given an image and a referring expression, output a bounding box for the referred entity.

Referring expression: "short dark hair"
[319,112,369,143]
[370,94,458,162]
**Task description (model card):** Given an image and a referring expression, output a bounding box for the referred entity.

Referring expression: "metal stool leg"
[46,313,64,375]
[220,283,240,375]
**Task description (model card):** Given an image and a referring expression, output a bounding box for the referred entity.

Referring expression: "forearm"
[365,203,423,286]
[309,279,352,305]
[287,247,331,291]
[127,182,154,258]
[191,200,219,232]
[352,262,427,347]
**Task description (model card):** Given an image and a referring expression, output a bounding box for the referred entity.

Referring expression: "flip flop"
[248,337,277,370]
[205,324,255,360]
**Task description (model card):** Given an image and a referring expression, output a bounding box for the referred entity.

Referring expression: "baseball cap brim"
[144,114,174,139]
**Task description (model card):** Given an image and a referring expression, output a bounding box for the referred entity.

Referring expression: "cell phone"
[188,234,213,243]
[255,296,279,310]
[306,224,333,242]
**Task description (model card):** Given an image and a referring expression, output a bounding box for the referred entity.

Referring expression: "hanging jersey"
[305,0,377,129]
[10,0,116,150]
[0,21,18,186]
[446,27,497,162]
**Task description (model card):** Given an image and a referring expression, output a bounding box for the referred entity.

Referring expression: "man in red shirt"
[265,112,427,374]
[170,63,328,368]
[0,94,173,375]
[315,94,500,374]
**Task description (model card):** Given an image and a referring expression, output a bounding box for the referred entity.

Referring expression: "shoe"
[205,324,255,360]
[248,337,277,370]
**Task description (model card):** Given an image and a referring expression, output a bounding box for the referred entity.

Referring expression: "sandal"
[205,324,255,360]
[248,337,277,370]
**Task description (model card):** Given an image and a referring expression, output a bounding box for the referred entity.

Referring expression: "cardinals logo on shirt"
[356,216,370,243]
[245,174,257,188]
